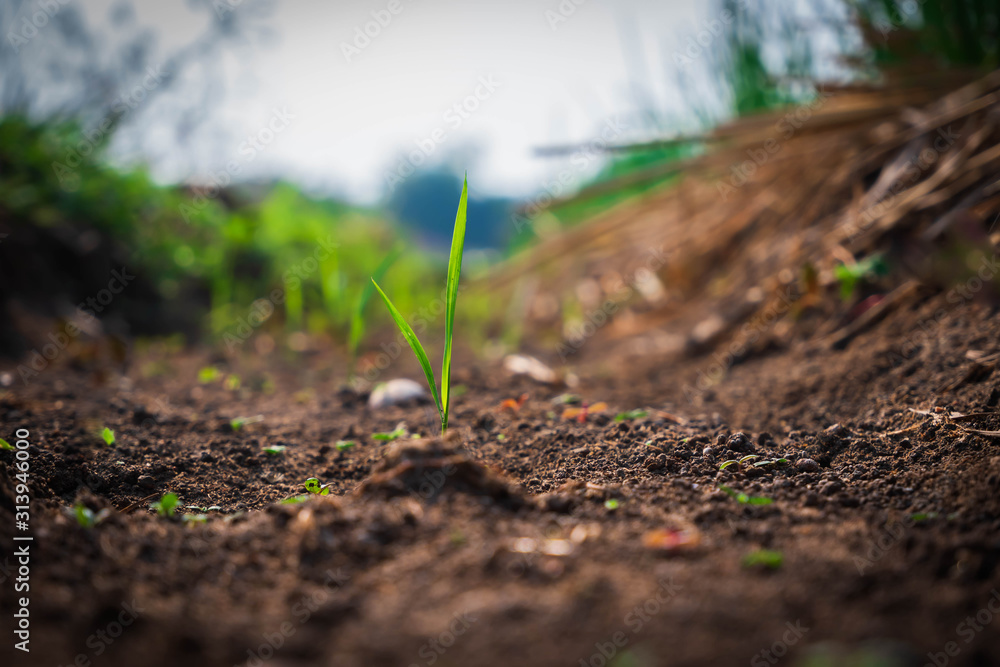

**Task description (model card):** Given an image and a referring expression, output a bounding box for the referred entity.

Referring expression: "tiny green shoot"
[151,493,179,517]
[182,514,208,524]
[372,425,408,441]
[263,445,286,455]
[304,478,330,495]
[349,246,402,368]
[73,503,109,529]
[224,374,241,391]
[496,433,507,441]
[719,460,740,471]
[198,366,221,383]
[719,485,773,505]
[753,458,789,468]
[614,409,649,422]
[372,177,468,434]
[0,438,13,451]
[101,427,115,446]
[231,415,264,431]
[335,440,356,451]
[743,549,784,570]
[281,494,310,504]
[738,454,759,464]
[604,498,620,510]
[552,393,582,405]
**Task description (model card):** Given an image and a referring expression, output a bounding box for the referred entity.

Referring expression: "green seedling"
[614,409,649,422]
[101,427,115,446]
[739,454,759,464]
[198,366,221,383]
[182,514,208,524]
[719,460,740,471]
[263,445,286,455]
[911,512,939,522]
[371,177,468,434]
[185,505,222,512]
[231,415,264,431]
[0,438,13,451]
[73,503,110,529]
[604,498,620,510]
[719,485,773,505]
[372,425,408,441]
[304,478,330,495]
[834,254,888,301]
[552,393,582,405]
[743,549,784,570]
[335,440,356,451]
[280,494,310,504]
[151,493,179,517]
[753,458,789,468]
[496,433,507,441]
[224,374,241,391]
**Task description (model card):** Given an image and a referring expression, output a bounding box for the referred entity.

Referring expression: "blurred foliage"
[853,0,1000,68]
[0,114,460,355]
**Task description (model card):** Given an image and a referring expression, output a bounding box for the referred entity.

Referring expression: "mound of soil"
[2,291,1000,667]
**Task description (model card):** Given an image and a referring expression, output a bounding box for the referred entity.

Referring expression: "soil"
[3,290,1000,667]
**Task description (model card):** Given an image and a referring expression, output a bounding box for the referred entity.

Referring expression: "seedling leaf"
[372,426,407,441]
[719,460,740,470]
[440,175,468,434]
[281,495,309,504]
[151,493,179,517]
[304,477,330,495]
[743,549,784,569]
[263,445,286,455]
[371,279,443,420]
[614,409,649,422]
[335,440,356,451]
[101,427,115,446]
[0,438,13,450]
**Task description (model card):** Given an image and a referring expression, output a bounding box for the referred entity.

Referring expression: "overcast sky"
[48,0,847,203]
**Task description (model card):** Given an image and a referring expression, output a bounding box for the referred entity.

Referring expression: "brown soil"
[3,291,1000,667]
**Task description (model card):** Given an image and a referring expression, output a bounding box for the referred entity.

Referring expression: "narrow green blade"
[440,176,468,431]
[371,278,443,420]
[349,246,401,360]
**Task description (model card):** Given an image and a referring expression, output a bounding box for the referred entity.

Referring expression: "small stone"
[368,379,428,409]
[137,475,156,490]
[727,432,754,454]
[702,446,715,458]
[796,458,820,473]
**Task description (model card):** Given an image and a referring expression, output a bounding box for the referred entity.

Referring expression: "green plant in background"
[372,177,468,434]
[372,425,409,441]
[151,493,179,517]
[101,427,115,446]
[349,246,402,371]
[719,485,774,505]
[231,415,264,431]
[73,503,110,529]
[743,549,784,570]
[834,254,888,301]
[262,445,286,455]
[335,440,356,451]
[614,409,649,422]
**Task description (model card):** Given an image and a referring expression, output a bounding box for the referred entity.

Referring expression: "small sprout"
[280,495,310,505]
[719,460,740,471]
[230,415,264,431]
[552,393,581,405]
[0,438,13,451]
[224,374,241,391]
[151,493,179,518]
[451,384,468,398]
[911,512,939,522]
[496,433,507,441]
[73,503,109,529]
[753,458,790,468]
[743,549,784,570]
[614,409,649,422]
[373,425,408,441]
[335,440,356,451]
[101,427,115,446]
[182,514,208,524]
[738,454,759,464]
[546,411,556,420]
[185,505,222,512]
[604,498,620,510]
[681,437,690,444]
[262,445,286,456]
[304,478,330,496]
[198,366,221,383]
[719,485,773,505]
